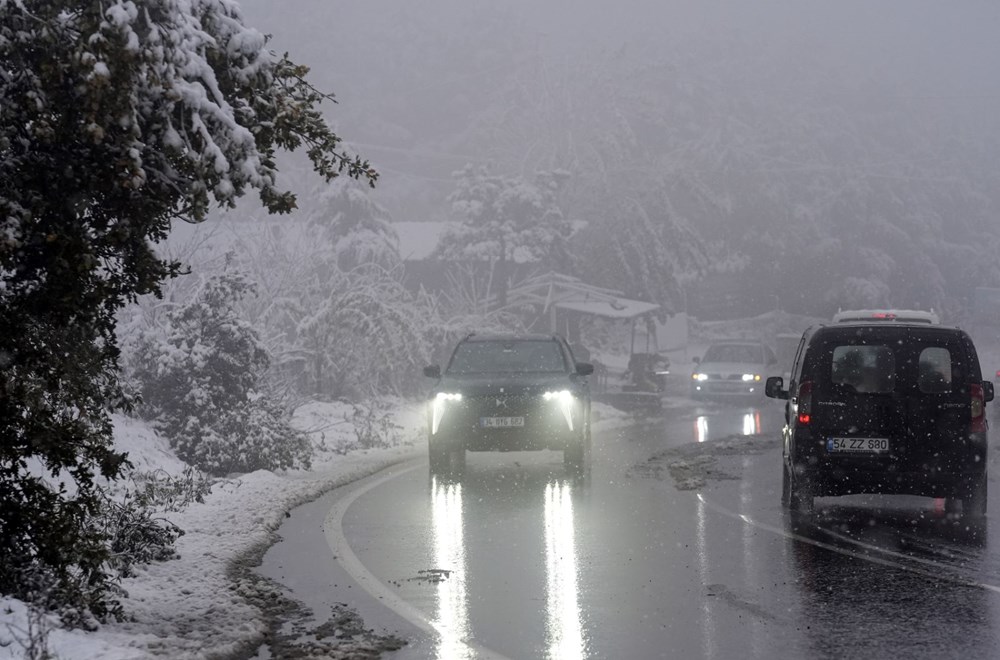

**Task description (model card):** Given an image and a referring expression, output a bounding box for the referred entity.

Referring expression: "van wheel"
[789,471,814,514]
[963,474,988,519]
[781,462,791,507]
[944,497,962,515]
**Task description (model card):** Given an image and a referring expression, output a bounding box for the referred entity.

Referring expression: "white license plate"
[827,437,890,453]
[481,416,525,428]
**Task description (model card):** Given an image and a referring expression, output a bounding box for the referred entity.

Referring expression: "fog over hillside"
[234,0,1000,319]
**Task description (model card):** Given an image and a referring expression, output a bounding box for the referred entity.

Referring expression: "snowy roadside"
[1,400,632,660]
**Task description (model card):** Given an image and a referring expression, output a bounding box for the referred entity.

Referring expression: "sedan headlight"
[543,390,575,431]
[692,373,708,382]
[431,392,462,434]
[741,374,762,382]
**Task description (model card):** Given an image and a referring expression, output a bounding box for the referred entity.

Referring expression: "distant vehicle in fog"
[623,352,671,393]
[422,334,593,472]
[832,308,940,324]
[766,321,993,519]
[691,340,778,399]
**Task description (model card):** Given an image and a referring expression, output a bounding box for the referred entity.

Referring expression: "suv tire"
[428,436,449,472]
[564,422,591,471]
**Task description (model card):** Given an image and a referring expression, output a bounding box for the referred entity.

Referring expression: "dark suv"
[422,334,593,472]
[765,322,994,518]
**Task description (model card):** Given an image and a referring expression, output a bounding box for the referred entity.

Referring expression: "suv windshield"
[703,344,764,363]
[447,340,568,374]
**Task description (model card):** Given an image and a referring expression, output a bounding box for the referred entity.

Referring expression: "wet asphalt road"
[259,399,1000,659]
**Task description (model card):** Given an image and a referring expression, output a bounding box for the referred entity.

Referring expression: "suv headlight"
[431,392,462,434]
[692,373,708,381]
[741,374,762,382]
[543,390,575,431]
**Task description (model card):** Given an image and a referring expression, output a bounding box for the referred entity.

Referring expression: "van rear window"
[831,345,896,393]
[918,347,953,393]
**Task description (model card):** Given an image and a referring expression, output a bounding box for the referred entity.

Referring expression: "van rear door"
[899,328,971,471]
[809,327,907,462]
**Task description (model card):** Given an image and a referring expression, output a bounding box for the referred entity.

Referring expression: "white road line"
[697,493,1000,594]
[323,461,512,660]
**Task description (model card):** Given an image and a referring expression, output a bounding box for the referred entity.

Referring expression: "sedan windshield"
[447,340,567,374]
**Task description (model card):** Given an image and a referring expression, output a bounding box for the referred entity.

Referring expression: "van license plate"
[481,416,525,428]
[827,437,889,453]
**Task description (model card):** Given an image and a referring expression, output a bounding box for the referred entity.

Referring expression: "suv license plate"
[481,416,525,428]
[827,437,890,453]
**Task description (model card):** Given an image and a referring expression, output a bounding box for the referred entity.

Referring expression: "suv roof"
[704,339,769,347]
[831,308,940,324]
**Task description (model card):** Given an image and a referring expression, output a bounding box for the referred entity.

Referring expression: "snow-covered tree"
[0,0,373,618]
[436,165,572,306]
[574,191,706,317]
[310,178,400,272]
[133,272,311,475]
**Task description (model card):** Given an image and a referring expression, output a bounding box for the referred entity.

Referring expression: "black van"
[765,322,994,518]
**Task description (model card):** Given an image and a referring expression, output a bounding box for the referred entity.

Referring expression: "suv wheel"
[564,422,590,471]
[564,442,585,470]
[428,436,449,472]
[453,446,467,473]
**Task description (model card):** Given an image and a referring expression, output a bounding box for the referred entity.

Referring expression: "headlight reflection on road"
[695,416,709,443]
[696,494,718,660]
[430,476,470,660]
[742,411,761,436]
[543,479,586,660]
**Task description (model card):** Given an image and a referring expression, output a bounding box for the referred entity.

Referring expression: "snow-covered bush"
[96,489,184,581]
[130,467,214,513]
[133,272,311,476]
[349,400,404,449]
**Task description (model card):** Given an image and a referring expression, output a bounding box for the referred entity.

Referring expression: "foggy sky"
[235,0,1000,225]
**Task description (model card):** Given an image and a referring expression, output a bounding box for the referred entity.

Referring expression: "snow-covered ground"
[0,399,631,660]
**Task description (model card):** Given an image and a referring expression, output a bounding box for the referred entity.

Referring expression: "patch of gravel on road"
[630,433,778,491]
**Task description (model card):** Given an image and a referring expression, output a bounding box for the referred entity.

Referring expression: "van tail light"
[797,380,814,425]
[971,383,987,433]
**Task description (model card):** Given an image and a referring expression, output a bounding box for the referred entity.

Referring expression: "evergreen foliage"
[0,0,371,618]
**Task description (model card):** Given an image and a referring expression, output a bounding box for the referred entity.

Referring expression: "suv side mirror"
[765,376,789,400]
[984,381,995,403]
[576,362,594,376]
[423,365,441,379]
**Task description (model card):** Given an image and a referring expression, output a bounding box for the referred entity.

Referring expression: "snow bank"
[1,401,426,660]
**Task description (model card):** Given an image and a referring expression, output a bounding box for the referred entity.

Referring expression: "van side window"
[789,334,808,390]
[918,347,952,393]
[831,345,895,393]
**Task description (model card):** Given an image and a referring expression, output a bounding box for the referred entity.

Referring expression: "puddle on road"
[630,433,778,490]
